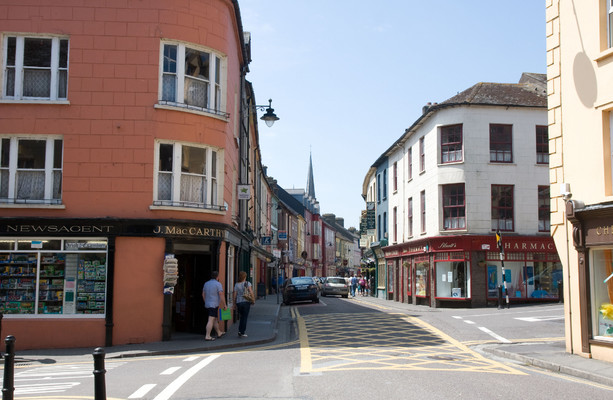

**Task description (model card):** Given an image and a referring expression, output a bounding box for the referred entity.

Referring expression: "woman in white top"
[233,271,254,337]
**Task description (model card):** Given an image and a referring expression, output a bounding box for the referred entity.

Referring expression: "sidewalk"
[6,293,613,387]
[9,294,283,365]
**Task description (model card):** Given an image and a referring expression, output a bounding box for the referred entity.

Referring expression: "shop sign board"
[278,231,287,240]
[261,236,272,245]
[163,254,179,294]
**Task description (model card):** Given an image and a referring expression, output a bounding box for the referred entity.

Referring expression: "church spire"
[306,151,315,199]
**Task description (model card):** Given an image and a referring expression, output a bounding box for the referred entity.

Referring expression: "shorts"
[206,307,219,318]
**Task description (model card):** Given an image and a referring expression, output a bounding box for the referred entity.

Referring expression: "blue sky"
[239,0,546,229]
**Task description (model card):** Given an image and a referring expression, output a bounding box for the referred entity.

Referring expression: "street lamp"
[254,98,280,127]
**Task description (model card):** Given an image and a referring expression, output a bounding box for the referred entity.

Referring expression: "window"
[160,42,226,116]
[377,214,381,241]
[383,211,387,239]
[393,162,397,192]
[0,239,108,315]
[154,141,222,209]
[538,185,550,232]
[443,183,466,230]
[383,169,387,199]
[490,124,513,162]
[419,137,425,172]
[393,206,397,242]
[590,249,613,341]
[420,190,426,233]
[441,124,463,163]
[408,147,413,180]
[408,197,413,237]
[2,35,69,101]
[0,137,62,204]
[376,173,381,202]
[435,253,470,299]
[491,185,514,231]
[536,125,549,164]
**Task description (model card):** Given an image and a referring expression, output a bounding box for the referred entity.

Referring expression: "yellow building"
[547,0,613,362]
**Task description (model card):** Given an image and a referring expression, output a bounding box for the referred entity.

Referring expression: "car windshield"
[290,277,314,285]
[327,278,345,284]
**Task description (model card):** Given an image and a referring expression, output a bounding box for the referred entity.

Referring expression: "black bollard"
[93,347,106,400]
[2,335,15,400]
[497,285,503,309]
[558,280,563,304]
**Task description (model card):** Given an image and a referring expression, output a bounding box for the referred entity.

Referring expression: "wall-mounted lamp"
[253,99,280,127]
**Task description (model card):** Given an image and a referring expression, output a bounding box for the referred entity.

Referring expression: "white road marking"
[15,382,80,394]
[160,366,182,375]
[129,383,157,398]
[515,316,565,322]
[478,326,512,343]
[463,320,476,325]
[183,356,199,362]
[153,354,220,400]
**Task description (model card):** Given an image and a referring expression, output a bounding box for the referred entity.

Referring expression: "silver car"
[321,277,349,298]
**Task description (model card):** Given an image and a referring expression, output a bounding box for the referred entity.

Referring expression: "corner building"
[0,0,252,350]
[364,74,561,308]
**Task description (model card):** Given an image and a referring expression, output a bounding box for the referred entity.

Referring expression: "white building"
[365,74,562,307]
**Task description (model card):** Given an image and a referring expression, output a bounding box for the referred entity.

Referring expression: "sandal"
[217,332,226,338]
[205,337,216,341]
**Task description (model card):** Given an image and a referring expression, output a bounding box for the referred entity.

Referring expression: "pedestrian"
[351,274,358,297]
[359,275,366,296]
[233,271,254,338]
[202,271,227,341]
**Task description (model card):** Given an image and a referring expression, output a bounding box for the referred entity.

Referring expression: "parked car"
[282,276,319,305]
[321,277,349,298]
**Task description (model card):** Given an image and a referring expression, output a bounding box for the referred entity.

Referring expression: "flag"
[496,230,503,252]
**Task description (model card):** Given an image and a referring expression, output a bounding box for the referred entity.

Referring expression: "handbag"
[218,307,231,321]
[242,282,255,304]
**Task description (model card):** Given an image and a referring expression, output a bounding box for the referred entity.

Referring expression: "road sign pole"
[496,230,510,309]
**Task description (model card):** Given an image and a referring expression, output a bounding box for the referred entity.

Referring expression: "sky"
[238,0,547,230]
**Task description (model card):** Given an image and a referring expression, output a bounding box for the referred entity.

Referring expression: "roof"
[369,73,547,170]
[440,79,546,108]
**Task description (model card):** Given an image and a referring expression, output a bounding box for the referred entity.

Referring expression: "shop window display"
[436,261,469,298]
[415,262,428,297]
[485,251,561,300]
[591,249,613,340]
[0,239,107,316]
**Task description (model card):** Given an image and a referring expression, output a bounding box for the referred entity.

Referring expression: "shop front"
[382,234,560,309]
[0,218,248,351]
[566,201,613,360]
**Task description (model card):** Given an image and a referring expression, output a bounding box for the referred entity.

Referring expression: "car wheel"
[321,293,326,297]
[342,294,348,298]
[313,297,319,303]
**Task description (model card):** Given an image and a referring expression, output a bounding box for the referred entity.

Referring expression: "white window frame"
[157,41,228,118]
[1,35,69,102]
[0,136,63,205]
[153,140,224,211]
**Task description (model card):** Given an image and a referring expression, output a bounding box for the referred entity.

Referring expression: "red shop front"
[383,235,561,308]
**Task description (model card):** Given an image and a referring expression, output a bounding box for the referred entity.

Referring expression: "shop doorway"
[172,254,212,334]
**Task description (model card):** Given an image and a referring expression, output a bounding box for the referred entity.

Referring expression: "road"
[5,296,612,399]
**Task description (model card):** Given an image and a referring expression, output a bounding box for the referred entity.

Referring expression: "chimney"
[422,102,432,115]
[336,217,344,227]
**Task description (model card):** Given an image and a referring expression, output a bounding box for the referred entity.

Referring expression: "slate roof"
[440,74,546,108]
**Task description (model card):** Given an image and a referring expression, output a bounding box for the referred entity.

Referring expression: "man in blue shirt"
[202,271,227,341]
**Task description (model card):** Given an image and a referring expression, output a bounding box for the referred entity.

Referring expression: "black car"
[282,277,319,305]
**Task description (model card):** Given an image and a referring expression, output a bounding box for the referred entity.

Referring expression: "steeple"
[306,151,315,199]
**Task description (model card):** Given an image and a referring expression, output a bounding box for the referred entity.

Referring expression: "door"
[173,254,212,334]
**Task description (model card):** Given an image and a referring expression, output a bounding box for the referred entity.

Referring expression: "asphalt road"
[8,296,612,400]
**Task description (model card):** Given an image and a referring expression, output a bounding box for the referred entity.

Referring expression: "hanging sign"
[237,185,251,200]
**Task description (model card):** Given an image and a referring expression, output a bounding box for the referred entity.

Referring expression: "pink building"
[0,0,254,350]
